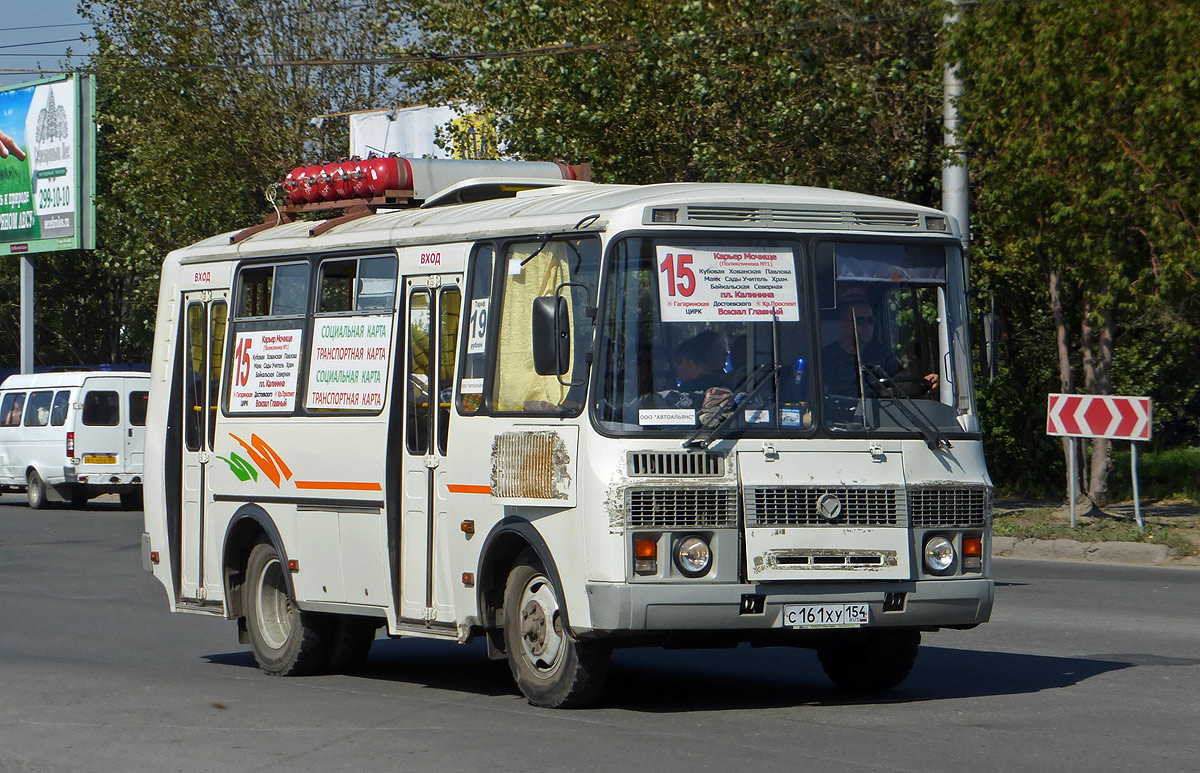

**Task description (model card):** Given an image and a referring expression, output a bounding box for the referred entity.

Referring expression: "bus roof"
[168,181,958,265]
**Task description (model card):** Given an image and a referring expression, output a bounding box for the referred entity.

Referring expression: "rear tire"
[119,489,143,510]
[503,552,609,708]
[817,629,921,691]
[27,471,48,510]
[243,541,332,676]
[325,616,379,673]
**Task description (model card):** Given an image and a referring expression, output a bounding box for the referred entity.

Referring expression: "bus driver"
[823,299,938,398]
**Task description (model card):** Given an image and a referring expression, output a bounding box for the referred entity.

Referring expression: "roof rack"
[230,158,591,244]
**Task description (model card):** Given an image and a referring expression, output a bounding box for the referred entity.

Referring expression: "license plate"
[83,454,117,464]
[783,603,870,628]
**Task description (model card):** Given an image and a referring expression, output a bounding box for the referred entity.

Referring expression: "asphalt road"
[1,493,1198,772]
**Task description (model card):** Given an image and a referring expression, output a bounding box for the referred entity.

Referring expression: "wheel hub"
[517,576,564,673]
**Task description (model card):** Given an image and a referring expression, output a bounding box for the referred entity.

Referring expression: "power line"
[1,23,91,31]
[0,39,82,51]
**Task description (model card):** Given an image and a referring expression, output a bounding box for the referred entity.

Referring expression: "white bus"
[1,370,149,509]
[142,162,993,707]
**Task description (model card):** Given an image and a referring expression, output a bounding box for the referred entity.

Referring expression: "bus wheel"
[244,542,331,676]
[119,489,143,510]
[817,629,921,691]
[27,471,48,510]
[502,553,609,708]
[325,616,378,674]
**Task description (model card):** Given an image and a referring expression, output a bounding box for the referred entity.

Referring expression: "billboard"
[0,74,96,255]
[349,104,498,160]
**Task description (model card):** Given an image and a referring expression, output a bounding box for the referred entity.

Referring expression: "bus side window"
[437,287,461,455]
[406,291,432,455]
[208,301,228,447]
[50,391,70,426]
[185,303,206,450]
[458,244,495,414]
[318,259,356,313]
[491,237,598,414]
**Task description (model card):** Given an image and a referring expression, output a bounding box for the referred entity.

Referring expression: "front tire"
[27,471,48,510]
[503,552,609,708]
[817,629,921,691]
[243,541,332,676]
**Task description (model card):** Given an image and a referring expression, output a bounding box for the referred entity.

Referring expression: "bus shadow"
[205,639,1136,711]
[601,645,1135,712]
[204,637,517,698]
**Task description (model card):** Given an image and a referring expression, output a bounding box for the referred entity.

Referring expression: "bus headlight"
[674,535,712,578]
[923,535,956,573]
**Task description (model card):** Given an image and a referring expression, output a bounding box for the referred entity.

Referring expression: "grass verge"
[994,506,1198,557]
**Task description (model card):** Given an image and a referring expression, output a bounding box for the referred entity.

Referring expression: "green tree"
[952,1,1200,503]
[0,0,403,369]
[396,0,947,198]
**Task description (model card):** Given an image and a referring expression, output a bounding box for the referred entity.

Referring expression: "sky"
[0,0,94,90]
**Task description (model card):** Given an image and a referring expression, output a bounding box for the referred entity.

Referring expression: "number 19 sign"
[655,245,800,322]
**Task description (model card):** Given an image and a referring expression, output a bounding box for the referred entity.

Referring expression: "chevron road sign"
[1045,393,1152,441]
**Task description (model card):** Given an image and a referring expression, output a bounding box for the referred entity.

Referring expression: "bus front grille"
[744,486,901,527]
[908,487,991,527]
[626,488,739,528]
[626,451,725,477]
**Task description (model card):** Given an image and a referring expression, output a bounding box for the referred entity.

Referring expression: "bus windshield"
[592,235,967,440]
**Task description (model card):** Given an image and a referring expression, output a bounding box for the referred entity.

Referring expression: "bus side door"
[398,275,461,626]
[179,292,228,601]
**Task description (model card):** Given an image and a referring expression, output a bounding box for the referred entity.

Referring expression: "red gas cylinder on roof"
[282,166,309,204]
[315,160,341,201]
[331,159,355,199]
[298,163,324,203]
[347,157,371,198]
[366,155,412,197]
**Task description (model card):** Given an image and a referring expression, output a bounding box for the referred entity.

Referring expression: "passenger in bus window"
[823,297,938,398]
[3,395,25,426]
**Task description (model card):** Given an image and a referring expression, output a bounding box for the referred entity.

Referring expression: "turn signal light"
[963,536,983,572]
[634,535,657,576]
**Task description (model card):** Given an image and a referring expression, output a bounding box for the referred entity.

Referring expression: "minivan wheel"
[27,471,48,510]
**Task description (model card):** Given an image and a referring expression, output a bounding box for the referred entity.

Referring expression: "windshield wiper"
[682,363,780,449]
[861,365,952,451]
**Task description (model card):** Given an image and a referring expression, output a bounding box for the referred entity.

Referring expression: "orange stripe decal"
[447,484,492,495]
[294,481,383,492]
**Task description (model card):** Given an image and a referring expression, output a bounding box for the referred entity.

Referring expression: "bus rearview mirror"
[532,295,570,375]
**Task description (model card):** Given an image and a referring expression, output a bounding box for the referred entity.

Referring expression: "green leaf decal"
[218,452,259,482]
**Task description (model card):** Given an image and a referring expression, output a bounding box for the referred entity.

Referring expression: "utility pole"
[20,256,34,373]
[942,1,970,262]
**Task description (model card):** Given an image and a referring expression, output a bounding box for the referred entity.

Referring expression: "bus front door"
[398,276,461,627]
[179,292,228,602]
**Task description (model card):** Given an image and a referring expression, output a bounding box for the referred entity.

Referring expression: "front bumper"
[583,577,993,633]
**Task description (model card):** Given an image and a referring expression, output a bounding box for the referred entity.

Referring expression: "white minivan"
[0,371,150,509]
